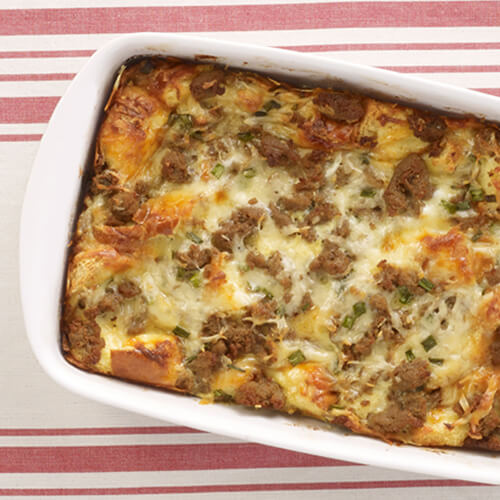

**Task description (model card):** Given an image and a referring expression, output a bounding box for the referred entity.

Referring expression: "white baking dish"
[20,33,500,484]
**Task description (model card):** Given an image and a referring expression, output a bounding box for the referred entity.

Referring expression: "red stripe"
[1,2,499,36]
[0,426,200,436]
[0,73,75,81]
[0,479,483,496]
[0,134,41,142]
[0,96,59,123]
[475,88,500,97]
[0,443,351,473]
[0,50,94,59]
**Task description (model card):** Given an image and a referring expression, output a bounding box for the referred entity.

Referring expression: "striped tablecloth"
[2,1,500,497]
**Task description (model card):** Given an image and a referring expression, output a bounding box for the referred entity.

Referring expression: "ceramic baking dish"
[20,33,500,484]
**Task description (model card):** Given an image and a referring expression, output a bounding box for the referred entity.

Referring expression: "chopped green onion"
[248,283,273,299]
[470,188,485,202]
[211,163,225,179]
[189,272,202,288]
[176,267,187,280]
[243,168,256,178]
[213,389,233,402]
[228,363,245,373]
[456,200,471,211]
[471,231,483,242]
[190,130,203,140]
[173,325,190,338]
[168,113,192,130]
[254,110,267,117]
[288,349,306,366]
[429,358,444,366]
[353,301,367,318]
[185,354,197,363]
[263,100,281,112]
[342,315,355,329]
[239,264,250,273]
[237,131,254,142]
[361,187,376,197]
[421,335,437,352]
[418,278,435,292]
[441,200,457,214]
[485,194,497,203]
[186,232,203,244]
[360,153,370,165]
[405,349,416,361]
[276,304,286,316]
[398,286,413,304]
[329,404,345,411]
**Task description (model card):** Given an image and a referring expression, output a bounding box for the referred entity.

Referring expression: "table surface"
[3,1,500,498]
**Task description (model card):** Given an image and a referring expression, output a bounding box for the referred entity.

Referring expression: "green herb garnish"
[429,358,444,366]
[189,271,202,288]
[421,335,437,352]
[288,350,306,366]
[470,188,485,202]
[418,277,435,292]
[168,113,192,130]
[353,301,367,318]
[173,325,190,338]
[361,187,376,197]
[471,231,483,242]
[243,168,256,178]
[263,100,281,112]
[405,349,415,361]
[186,232,203,244]
[398,285,413,304]
[456,200,471,211]
[237,132,254,142]
[342,315,355,329]
[211,163,225,179]
[213,389,233,402]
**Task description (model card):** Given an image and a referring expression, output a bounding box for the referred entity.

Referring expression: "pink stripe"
[0,3,499,36]
[0,443,351,473]
[0,134,42,142]
[475,88,500,96]
[0,50,94,59]
[0,73,75,81]
[0,97,59,123]
[0,426,200,436]
[0,479,483,496]
[381,65,500,73]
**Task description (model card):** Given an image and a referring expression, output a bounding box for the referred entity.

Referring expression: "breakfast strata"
[62,56,500,450]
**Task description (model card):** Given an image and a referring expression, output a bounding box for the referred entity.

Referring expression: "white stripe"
[0,466,431,488]
[3,27,500,53]
[2,72,500,100]
[1,0,482,7]
[0,81,70,97]
[5,49,500,77]
[0,123,46,135]
[0,432,239,447]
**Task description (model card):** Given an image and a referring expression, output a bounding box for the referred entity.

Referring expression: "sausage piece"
[190,69,225,100]
[313,91,365,123]
[383,154,433,216]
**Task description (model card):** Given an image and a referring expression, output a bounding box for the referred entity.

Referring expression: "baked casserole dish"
[62,55,500,450]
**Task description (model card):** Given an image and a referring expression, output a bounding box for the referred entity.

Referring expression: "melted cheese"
[63,57,500,450]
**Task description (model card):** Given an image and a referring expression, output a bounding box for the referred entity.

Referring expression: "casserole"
[20,33,500,484]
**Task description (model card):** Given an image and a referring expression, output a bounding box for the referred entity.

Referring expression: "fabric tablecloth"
[2,1,500,497]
